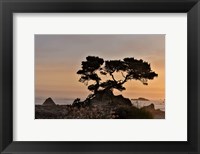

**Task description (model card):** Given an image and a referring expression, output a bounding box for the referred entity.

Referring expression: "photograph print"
[35,34,165,119]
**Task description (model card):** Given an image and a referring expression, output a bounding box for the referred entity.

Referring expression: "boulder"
[112,95,132,106]
[141,103,165,119]
[43,97,56,106]
[141,103,155,111]
[90,90,132,106]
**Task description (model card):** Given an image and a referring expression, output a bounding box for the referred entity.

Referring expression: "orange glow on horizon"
[35,34,165,101]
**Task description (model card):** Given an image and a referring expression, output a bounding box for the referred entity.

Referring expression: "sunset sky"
[35,34,165,103]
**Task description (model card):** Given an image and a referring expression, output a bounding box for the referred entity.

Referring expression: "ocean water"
[36,98,165,111]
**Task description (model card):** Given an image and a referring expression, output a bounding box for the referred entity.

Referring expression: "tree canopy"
[77,56,158,95]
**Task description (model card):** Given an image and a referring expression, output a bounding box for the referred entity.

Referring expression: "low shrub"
[114,106,153,119]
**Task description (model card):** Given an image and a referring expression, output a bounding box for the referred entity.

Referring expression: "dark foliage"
[77,56,158,94]
[77,56,104,93]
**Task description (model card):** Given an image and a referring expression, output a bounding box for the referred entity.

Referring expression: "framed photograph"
[0,0,199,153]
[35,34,165,120]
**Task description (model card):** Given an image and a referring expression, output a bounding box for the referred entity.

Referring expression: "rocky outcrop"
[141,103,165,119]
[43,97,56,106]
[112,95,132,106]
[132,97,149,101]
[141,103,155,110]
[37,95,164,119]
[90,90,132,107]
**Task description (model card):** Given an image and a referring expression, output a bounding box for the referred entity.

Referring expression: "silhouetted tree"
[77,56,158,96]
[77,56,104,94]
[101,57,158,91]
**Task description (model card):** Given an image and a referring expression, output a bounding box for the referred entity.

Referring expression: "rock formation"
[132,97,149,101]
[43,97,56,106]
[141,103,165,119]
[90,90,132,107]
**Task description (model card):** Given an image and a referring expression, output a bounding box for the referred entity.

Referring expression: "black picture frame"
[0,0,200,153]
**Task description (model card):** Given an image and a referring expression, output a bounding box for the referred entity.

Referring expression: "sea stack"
[43,97,56,106]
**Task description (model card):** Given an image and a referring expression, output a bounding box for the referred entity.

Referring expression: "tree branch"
[110,73,117,82]
[121,74,131,85]
[121,72,126,78]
